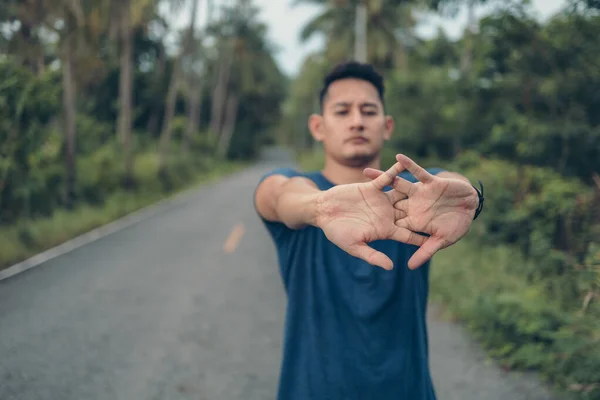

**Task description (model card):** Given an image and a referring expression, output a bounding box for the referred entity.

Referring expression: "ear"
[383,115,394,141]
[309,114,325,142]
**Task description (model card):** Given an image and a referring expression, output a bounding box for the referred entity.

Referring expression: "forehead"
[324,78,382,107]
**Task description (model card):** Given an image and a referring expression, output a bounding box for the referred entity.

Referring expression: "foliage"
[425,233,600,399]
[0,0,287,266]
[0,60,62,222]
[0,160,244,270]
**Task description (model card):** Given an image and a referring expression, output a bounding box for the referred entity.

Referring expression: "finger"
[394,208,407,220]
[407,236,446,270]
[390,227,426,247]
[395,218,409,229]
[364,169,405,202]
[396,154,434,184]
[394,199,409,214]
[347,243,394,270]
[363,167,383,181]
[370,162,406,191]
[365,167,413,195]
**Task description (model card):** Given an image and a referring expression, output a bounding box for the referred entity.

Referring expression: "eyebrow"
[333,102,380,109]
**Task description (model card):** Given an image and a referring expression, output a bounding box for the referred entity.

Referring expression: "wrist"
[472,181,484,220]
[310,191,326,228]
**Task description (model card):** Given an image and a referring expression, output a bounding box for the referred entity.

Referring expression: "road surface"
[0,161,559,400]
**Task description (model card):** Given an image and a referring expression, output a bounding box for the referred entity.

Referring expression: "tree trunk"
[186,0,200,49]
[396,43,407,71]
[216,93,239,159]
[460,0,476,77]
[456,0,476,157]
[183,78,204,152]
[209,45,234,138]
[160,0,202,164]
[146,42,167,137]
[37,52,46,76]
[62,39,77,209]
[159,63,180,168]
[354,2,368,63]
[118,0,134,188]
[183,0,206,152]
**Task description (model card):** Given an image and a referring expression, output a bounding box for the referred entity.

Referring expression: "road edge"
[0,172,232,282]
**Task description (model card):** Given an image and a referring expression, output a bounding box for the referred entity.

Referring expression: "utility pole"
[354,1,367,62]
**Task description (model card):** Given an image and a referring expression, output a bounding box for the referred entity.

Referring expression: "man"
[254,61,483,400]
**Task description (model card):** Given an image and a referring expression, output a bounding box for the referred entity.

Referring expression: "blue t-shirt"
[256,167,444,400]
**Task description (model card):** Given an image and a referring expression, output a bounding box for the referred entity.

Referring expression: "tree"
[159,0,202,168]
[295,0,418,71]
[204,0,286,159]
[113,0,158,188]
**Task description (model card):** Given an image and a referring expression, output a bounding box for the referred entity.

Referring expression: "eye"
[363,110,377,116]
[335,110,348,116]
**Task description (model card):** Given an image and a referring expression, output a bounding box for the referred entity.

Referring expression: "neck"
[320,155,381,185]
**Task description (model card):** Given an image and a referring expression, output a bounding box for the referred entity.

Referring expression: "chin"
[340,152,378,168]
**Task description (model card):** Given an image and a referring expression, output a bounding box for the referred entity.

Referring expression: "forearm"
[273,178,322,230]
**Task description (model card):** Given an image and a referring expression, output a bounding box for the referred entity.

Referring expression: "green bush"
[430,238,600,399]
[0,156,244,270]
[77,141,125,204]
[0,60,62,223]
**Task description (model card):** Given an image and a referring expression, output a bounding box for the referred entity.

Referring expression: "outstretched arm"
[255,162,429,270]
[255,174,322,230]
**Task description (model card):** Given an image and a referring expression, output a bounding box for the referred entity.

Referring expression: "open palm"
[316,162,427,270]
[364,154,479,269]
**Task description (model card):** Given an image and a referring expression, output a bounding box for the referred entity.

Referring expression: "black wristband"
[472,180,484,220]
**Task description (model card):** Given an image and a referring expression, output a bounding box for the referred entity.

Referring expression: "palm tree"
[426,0,489,155]
[295,0,418,71]
[182,0,213,152]
[46,0,97,208]
[2,0,111,208]
[207,0,284,158]
[426,0,492,78]
[58,1,84,209]
[159,0,203,168]
[112,0,158,188]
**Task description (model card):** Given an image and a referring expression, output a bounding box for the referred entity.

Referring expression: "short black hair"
[318,61,385,111]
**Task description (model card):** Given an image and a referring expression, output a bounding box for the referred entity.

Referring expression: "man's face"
[310,78,393,168]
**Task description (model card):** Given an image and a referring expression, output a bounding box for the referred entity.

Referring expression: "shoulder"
[254,167,317,222]
[398,167,445,183]
[257,167,303,186]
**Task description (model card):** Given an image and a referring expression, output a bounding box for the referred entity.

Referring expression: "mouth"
[346,136,369,144]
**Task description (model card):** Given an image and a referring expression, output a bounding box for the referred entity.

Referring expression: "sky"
[172,0,567,77]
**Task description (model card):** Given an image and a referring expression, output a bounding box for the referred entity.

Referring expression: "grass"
[427,237,533,316]
[0,160,245,271]
[426,237,600,400]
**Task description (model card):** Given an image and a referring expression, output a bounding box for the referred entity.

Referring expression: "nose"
[349,109,364,131]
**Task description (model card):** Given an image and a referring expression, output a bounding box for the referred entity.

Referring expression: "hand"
[316,161,428,270]
[363,154,479,270]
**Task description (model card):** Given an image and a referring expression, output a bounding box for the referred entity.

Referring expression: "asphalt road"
[0,161,559,400]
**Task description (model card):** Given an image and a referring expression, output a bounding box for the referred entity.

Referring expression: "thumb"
[347,242,394,270]
[407,236,446,270]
